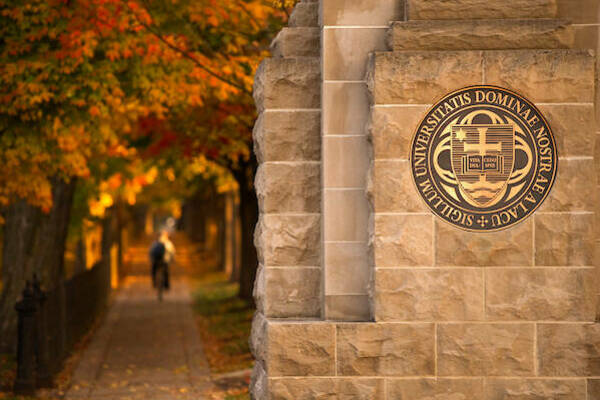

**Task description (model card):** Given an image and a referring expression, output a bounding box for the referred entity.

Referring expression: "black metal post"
[32,275,52,387]
[13,281,37,395]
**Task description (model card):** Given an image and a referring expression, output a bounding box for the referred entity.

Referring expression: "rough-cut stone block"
[369,106,429,160]
[374,215,433,267]
[406,0,557,20]
[325,242,369,295]
[390,19,572,51]
[485,379,586,400]
[437,323,534,376]
[538,323,600,376]
[324,136,369,188]
[486,268,596,321]
[250,312,267,364]
[556,0,599,23]
[336,323,435,376]
[250,362,267,400]
[270,28,320,58]
[372,160,428,213]
[255,215,320,267]
[264,268,321,317]
[322,0,404,26]
[268,323,335,377]
[589,379,600,399]
[540,159,595,212]
[288,2,318,27]
[253,111,321,163]
[254,58,320,113]
[484,50,595,103]
[269,378,384,400]
[375,269,484,321]
[435,219,533,266]
[323,27,387,81]
[255,163,320,213]
[535,214,594,266]
[387,378,484,399]
[367,51,483,105]
[537,105,595,158]
[323,82,370,135]
[325,295,370,321]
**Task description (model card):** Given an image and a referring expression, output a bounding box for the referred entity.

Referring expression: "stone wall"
[251,0,600,398]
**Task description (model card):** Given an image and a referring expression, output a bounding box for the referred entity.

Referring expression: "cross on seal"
[464,127,502,156]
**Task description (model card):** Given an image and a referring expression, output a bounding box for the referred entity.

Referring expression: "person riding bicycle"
[150,231,175,289]
[149,234,166,288]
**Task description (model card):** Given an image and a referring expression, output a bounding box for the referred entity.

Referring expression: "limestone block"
[270,28,320,58]
[437,323,534,376]
[264,267,321,318]
[374,215,433,267]
[556,0,599,23]
[589,380,600,399]
[535,214,594,266]
[324,190,369,242]
[485,379,586,400]
[538,323,600,376]
[270,378,384,400]
[323,135,369,188]
[253,265,266,314]
[322,0,404,26]
[369,106,429,160]
[268,323,336,377]
[325,295,370,321]
[325,242,369,295]
[367,51,482,105]
[486,268,596,321]
[255,215,320,266]
[250,312,267,364]
[323,28,387,81]
[255,163,320,214]
[537,105,595,158]
[387,378,484,399]
[288,2,319,27]
[390,19,572,51]
[484,50,595,103]
[336,323,435,376]
[250,362,268,400]
[323,82,370,135]
[435,219,533,266]
[253,111,321,162]
[406,0,557,20]
[254,58,320,113]
[372,160,427,213]
[374,268,484,321]
[539,159,595,212]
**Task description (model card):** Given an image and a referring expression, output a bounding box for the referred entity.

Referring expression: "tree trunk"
[0,178,76,353]
[232,156,258,302]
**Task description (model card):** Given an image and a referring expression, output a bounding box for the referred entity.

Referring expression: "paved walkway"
[65,277,213,400]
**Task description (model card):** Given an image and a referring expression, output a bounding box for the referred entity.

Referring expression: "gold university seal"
[410,86,557,232]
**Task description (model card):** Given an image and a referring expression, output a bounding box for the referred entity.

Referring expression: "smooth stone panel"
[375,269,484,321]
[323,82,370,135]
[374,215,434,267]
[254,58,320,113]
[486,379,586,400]
[323,135,369,189]
[270,378,384,400]
[368,51,483,105]
[387,378,484,399]
[264,268,321,318]
[337,323,435,376]
[324,190,369,242]
[325,295,371,321]
[372,160,428,213]
[369,106,430,160]
[538,323,600,376]
[435,219,533,266]
[535,214,594,266]
[255,215,320,267]
[322,0,403,26]
[406,0,557,20]
[325,242,370,295]
[484,50,595,103]
[268,323,335,377]
[253,111,321,162]
[537,105,595,158]
[486,268,596,321]
[390,19,572,51]
[255,163,321,213]
[437,323,535,376]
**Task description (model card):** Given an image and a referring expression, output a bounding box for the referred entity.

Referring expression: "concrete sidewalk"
[65,277,213,399]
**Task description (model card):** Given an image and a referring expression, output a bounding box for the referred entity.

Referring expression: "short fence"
[14,260,111,393]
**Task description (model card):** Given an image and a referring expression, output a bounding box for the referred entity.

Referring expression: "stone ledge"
[270,28,320,58]
[405,0,557,20]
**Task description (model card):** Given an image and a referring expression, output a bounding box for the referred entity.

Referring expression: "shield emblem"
[450,124,515,207]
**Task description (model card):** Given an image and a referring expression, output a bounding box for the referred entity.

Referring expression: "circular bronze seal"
[410,85,557,232]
